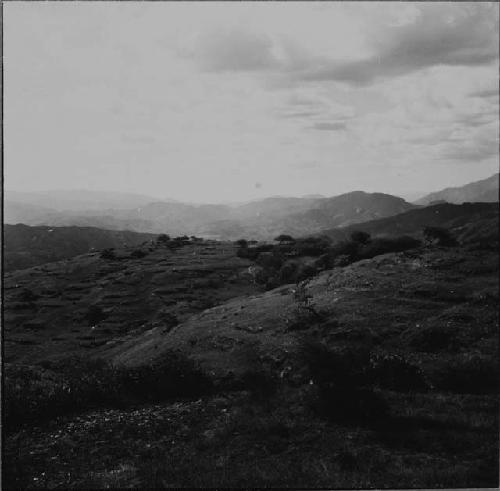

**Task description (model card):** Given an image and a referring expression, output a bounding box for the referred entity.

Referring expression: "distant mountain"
[5,190,161,212]
[415,174,499,205]
[3,224,156,272]
[5,191,418,240]
[321,202,499,246]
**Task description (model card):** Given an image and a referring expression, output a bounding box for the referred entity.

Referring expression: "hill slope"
[416,173,499,205]
[321,202,499,246]
[3,224,157,272]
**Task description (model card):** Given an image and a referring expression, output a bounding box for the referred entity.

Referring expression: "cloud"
[309,121,347,131]
[469,88,499,99]
[298,4,499,86]
[190,29,280,72]
[440,137,498,162]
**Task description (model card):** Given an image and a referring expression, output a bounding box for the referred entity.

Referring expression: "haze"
[4,2,499,203]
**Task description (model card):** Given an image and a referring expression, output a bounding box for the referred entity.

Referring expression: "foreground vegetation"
[3,226,499,488]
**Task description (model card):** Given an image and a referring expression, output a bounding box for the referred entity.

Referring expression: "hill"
[321,202,499,246]
[415,173,499,205]
[4,236,498,488]
[3,224,157,272]
[5,190,417,240]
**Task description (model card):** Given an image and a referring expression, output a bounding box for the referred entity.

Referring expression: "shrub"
[274,234,295,244]
[350,231,371,245]
[100,248,116,260]
[235,239,248,248]
[423,226,458,247]
[157,234,170,244]
[85,305,107,325]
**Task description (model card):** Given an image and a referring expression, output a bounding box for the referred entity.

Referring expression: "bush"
[423,226,458,247]
[157,234,170,245]
[100,248,116,260]
[350,231,371,245]
[274,234,295,244]
[85,305,107,325]
[235,239,248,248]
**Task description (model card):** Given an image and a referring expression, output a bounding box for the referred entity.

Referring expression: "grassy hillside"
[3,229,498,488]
[3,224,158,272]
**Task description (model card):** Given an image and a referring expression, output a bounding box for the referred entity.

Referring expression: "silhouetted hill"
[415,173,499,205]
[4,224,157,272]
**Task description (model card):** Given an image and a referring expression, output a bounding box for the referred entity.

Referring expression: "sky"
[4,2,499,203]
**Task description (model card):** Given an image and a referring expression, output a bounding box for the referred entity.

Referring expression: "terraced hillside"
[3,239,260,364]
[4,239,498,488]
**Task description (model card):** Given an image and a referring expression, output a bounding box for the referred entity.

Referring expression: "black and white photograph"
[2,1,499,488]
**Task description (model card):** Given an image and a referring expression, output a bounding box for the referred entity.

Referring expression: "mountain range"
[5,173,498,241]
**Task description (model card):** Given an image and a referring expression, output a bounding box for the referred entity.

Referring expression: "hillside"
[321,202,499,246]
[415,173,499,205]
[3,224,158,272]
[3,224,499,488]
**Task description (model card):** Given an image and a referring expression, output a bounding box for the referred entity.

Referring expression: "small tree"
[350,231,371,245]
[235,239,248,248]
[274,234,295,244]
[157,234,170,244]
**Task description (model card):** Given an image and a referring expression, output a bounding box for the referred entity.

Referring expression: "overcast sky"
[4,2,499,203]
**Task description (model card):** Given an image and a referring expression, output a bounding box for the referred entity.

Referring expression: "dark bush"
[350,231,371,245]
[130,249,148,259]
[299,342,389,425]
[235,239,248,248]
[423,226,458,247]
[85,305,107,325]
[157,234,170,243]
[274,234,295,244]
[100,248,116,260]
